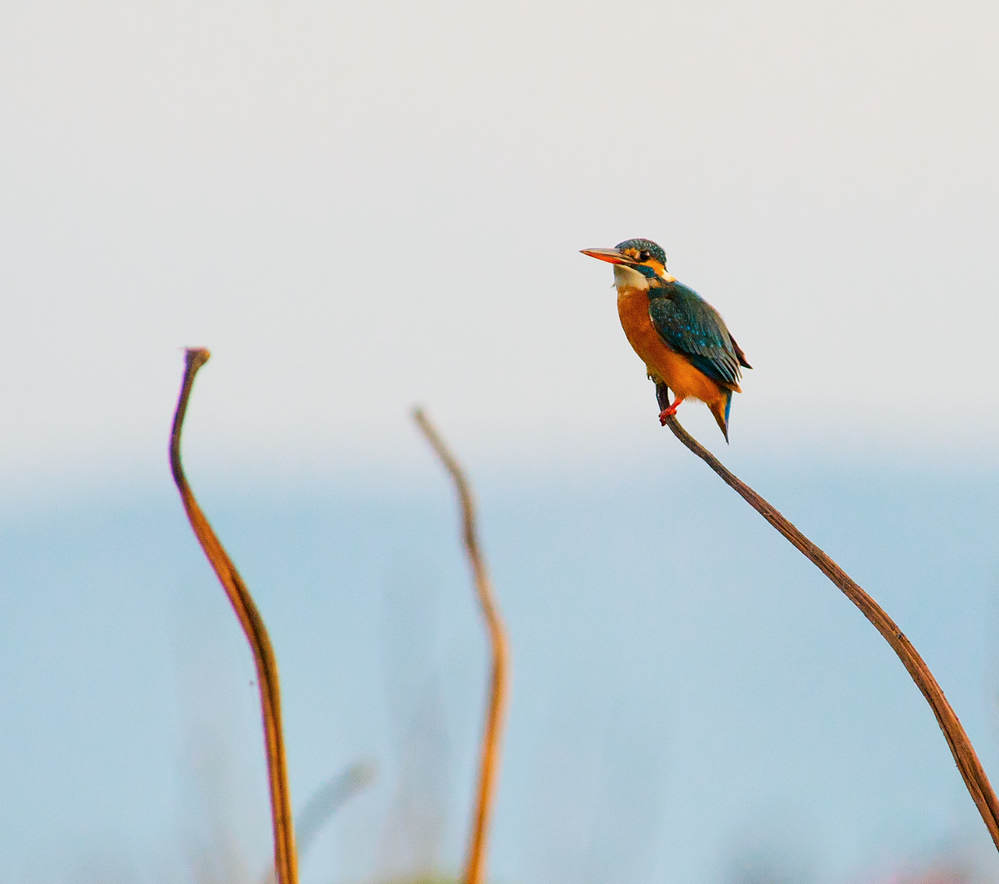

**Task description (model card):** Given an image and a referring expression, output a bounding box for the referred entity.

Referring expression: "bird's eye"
[639,250,651,262]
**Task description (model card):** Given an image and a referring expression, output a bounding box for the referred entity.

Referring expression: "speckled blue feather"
[647,279,748,387]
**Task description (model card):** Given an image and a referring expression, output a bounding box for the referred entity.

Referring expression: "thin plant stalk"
[169,348,300,884]
[660,396,999,851]
[262,763,373,884]
[413,408,510,884]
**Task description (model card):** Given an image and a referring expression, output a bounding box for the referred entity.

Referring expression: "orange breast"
[616,287,730,405]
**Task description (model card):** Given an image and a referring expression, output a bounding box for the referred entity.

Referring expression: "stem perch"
[661,403,999,851]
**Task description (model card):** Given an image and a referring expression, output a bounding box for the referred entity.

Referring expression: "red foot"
[658,397,686,425]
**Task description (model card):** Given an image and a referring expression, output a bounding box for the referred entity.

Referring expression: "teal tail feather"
[711,390,733,444]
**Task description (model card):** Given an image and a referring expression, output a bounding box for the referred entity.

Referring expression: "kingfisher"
[581,238,751,442]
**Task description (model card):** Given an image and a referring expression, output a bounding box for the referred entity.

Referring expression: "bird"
[581,238,751,442]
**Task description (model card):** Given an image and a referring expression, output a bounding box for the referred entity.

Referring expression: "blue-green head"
[580,238,670,288]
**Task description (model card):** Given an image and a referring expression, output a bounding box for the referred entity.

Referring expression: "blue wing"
[648,281,749,387]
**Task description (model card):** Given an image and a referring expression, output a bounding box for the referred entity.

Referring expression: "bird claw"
[658,407,678,426]
[658,394,685,425]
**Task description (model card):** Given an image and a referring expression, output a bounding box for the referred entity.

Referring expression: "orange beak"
[580,247,633,266]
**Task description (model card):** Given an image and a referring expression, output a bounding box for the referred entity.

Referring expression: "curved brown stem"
[413,408,510,884]
[169,349,299,884]
[661,405,999,851]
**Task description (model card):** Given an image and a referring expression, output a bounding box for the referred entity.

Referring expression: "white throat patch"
[613,263,649,290]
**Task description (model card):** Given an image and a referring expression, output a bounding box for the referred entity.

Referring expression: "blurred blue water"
[2,455,998,882]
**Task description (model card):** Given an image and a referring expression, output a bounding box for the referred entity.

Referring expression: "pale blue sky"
[3,467,999,882]
[3,0,999,489]
[3,0,999,881]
